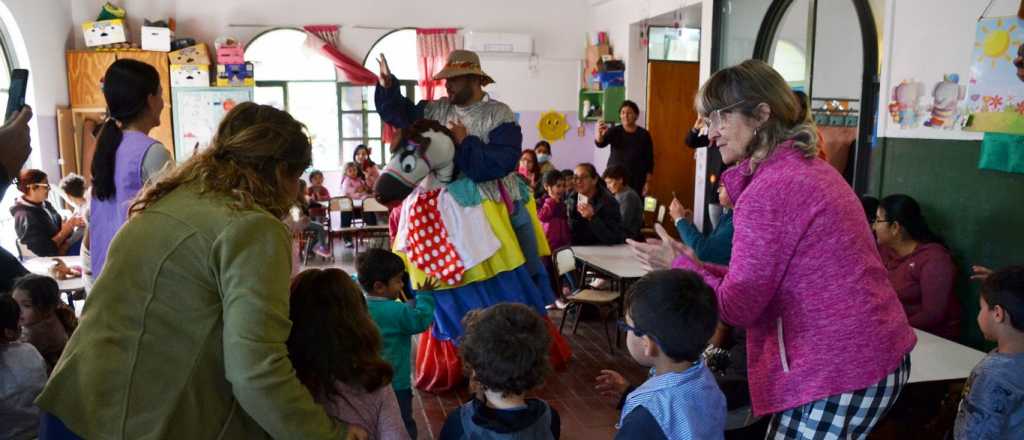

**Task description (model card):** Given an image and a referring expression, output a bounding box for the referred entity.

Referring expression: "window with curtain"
[245,28,417,171]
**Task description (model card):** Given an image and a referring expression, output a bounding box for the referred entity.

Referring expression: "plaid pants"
[766,354,911,440]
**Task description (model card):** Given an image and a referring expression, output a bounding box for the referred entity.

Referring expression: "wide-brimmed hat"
[433,50,495,85]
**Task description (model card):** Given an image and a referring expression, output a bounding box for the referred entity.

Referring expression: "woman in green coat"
[37,103,366,440]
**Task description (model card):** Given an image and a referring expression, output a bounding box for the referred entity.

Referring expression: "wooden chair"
[554,246,620,353]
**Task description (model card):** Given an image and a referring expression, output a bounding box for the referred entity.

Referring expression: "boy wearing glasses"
[595,269,726,439]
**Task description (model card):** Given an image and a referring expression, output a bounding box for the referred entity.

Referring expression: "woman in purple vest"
[88,59,171,279]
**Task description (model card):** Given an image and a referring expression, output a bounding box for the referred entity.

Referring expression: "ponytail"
[91,58,161,201]
[92,118,124,200]
[55,305,78,334]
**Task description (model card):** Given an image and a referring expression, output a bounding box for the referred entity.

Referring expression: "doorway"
[646,61,701,227]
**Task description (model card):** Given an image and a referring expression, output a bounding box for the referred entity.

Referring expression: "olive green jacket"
[36,186,344,439]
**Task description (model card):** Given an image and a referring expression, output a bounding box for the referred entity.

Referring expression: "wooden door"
[66,51,116,108]
[117,51,175,154]
[646,61,700,230]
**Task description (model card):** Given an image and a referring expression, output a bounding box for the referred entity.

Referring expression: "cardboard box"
[168,44,211,65]
[216,45,245,65]
[215,63,254,87]
[170,64,211,88]
[141,26,173,52]
[82,19,127,47]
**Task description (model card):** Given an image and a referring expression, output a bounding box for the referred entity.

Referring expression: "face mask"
[518,165,531,176]
[537,153,550,163]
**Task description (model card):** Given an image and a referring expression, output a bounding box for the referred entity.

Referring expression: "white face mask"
[537,153,550,163]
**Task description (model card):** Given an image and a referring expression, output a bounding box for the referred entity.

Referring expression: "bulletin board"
[172,87,253,162]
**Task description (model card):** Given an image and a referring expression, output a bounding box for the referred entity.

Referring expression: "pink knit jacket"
[674,142,916,415]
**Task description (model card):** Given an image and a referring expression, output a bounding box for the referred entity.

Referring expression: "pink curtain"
[416,29,458,100]
[303,25,378,85]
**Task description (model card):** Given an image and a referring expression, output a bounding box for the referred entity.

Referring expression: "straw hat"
[433,50,495,85]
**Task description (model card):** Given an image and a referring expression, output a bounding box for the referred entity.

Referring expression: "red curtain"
[416,28,458,100]
[303,25,378,85]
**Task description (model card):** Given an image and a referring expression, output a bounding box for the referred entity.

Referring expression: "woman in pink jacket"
[630,60,916,438]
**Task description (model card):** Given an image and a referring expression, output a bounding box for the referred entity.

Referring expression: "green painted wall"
[867,137,1024,349]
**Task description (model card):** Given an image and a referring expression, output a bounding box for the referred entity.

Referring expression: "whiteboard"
[172,87,254,162]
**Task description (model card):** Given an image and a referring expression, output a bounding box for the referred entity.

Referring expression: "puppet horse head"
[375,119,458,205]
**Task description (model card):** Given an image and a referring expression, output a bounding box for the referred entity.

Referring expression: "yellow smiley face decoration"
[537,110,570,142]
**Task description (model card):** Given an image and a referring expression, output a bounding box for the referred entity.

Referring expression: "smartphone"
[577,194,589,206]
[5,69,28,121]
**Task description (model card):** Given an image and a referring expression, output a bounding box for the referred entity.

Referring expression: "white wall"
[70,0,589,113]
[876,0,1018,140]
[1,0,73,179]
[812,0,863,100]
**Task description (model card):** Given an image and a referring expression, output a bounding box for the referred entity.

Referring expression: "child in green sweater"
[356,249,437,440]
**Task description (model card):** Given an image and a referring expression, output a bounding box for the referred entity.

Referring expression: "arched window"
[770,39,807,89]
[245,28,417,171]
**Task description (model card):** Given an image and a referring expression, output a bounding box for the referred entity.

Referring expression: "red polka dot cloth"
[406,188,465,285]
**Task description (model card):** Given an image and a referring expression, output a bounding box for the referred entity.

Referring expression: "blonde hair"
[696,59,818,173]
[130,102,312,218]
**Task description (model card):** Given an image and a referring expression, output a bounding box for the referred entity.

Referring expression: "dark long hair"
[92,59,161,201]
[287,268,393,397]
[880,194,946,246]
[353,144,376,179]
[13,274,77,334]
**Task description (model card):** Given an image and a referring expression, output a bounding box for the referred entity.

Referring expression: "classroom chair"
[554,246,620,353]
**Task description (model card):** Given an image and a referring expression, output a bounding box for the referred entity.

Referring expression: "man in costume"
[375,50,568,392]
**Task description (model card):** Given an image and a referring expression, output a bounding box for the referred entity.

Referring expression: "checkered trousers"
[766,354,911,440]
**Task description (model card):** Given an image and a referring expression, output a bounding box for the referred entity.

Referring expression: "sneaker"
[344,241,354,248]
[314,245,332,258]
[554,298,569,310]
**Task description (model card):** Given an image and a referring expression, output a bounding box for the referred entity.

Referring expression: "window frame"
[247,27,418,170]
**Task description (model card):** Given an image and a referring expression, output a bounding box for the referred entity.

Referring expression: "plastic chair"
[554,246,620,353]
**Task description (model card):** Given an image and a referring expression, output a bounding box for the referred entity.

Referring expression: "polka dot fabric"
[406,189,465,286]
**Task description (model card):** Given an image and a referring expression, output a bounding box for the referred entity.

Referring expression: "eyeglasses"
[28,183,50,190]
[617,320,663,347]
[707,100,746,133]
[872,218,893,225]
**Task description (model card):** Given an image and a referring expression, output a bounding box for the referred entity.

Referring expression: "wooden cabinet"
[63,50,175,178]
[66,51,116,108]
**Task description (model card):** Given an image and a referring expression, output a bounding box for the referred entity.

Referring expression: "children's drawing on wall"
[923,74,967,129]
[888,79,925,129]
[966,17,1024,135]
[537,110,570,142]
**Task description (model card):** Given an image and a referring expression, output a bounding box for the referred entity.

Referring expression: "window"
[246,28,417,171]
[770,39,807,89]
[647,26,701,62]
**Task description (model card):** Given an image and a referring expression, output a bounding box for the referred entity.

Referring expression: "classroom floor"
[303,243,650,440]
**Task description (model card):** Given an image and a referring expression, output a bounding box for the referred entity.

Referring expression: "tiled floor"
[303,243,650,440]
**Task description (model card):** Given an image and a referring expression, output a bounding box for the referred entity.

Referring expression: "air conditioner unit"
[464,32,533,55]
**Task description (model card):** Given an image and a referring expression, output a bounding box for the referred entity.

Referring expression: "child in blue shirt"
[955,265,1024,438]
[356,249,436,440]
[670,184,734,266]
[596,269,726,440]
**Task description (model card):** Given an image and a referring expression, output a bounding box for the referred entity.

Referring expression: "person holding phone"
[12,169,84,257]
[594,101,654,196]
[567,163,625,246]
[0,106,33,291]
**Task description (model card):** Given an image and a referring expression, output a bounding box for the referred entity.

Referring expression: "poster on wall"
[172,87,254,162]
[965,17,1024,135]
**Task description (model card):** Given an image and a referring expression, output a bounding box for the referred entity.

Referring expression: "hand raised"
[377,53,392,88]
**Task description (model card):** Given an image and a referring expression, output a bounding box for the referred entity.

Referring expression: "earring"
[753,127,758,137]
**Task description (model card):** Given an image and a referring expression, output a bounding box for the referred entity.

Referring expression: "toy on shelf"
[96,2,126,21]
